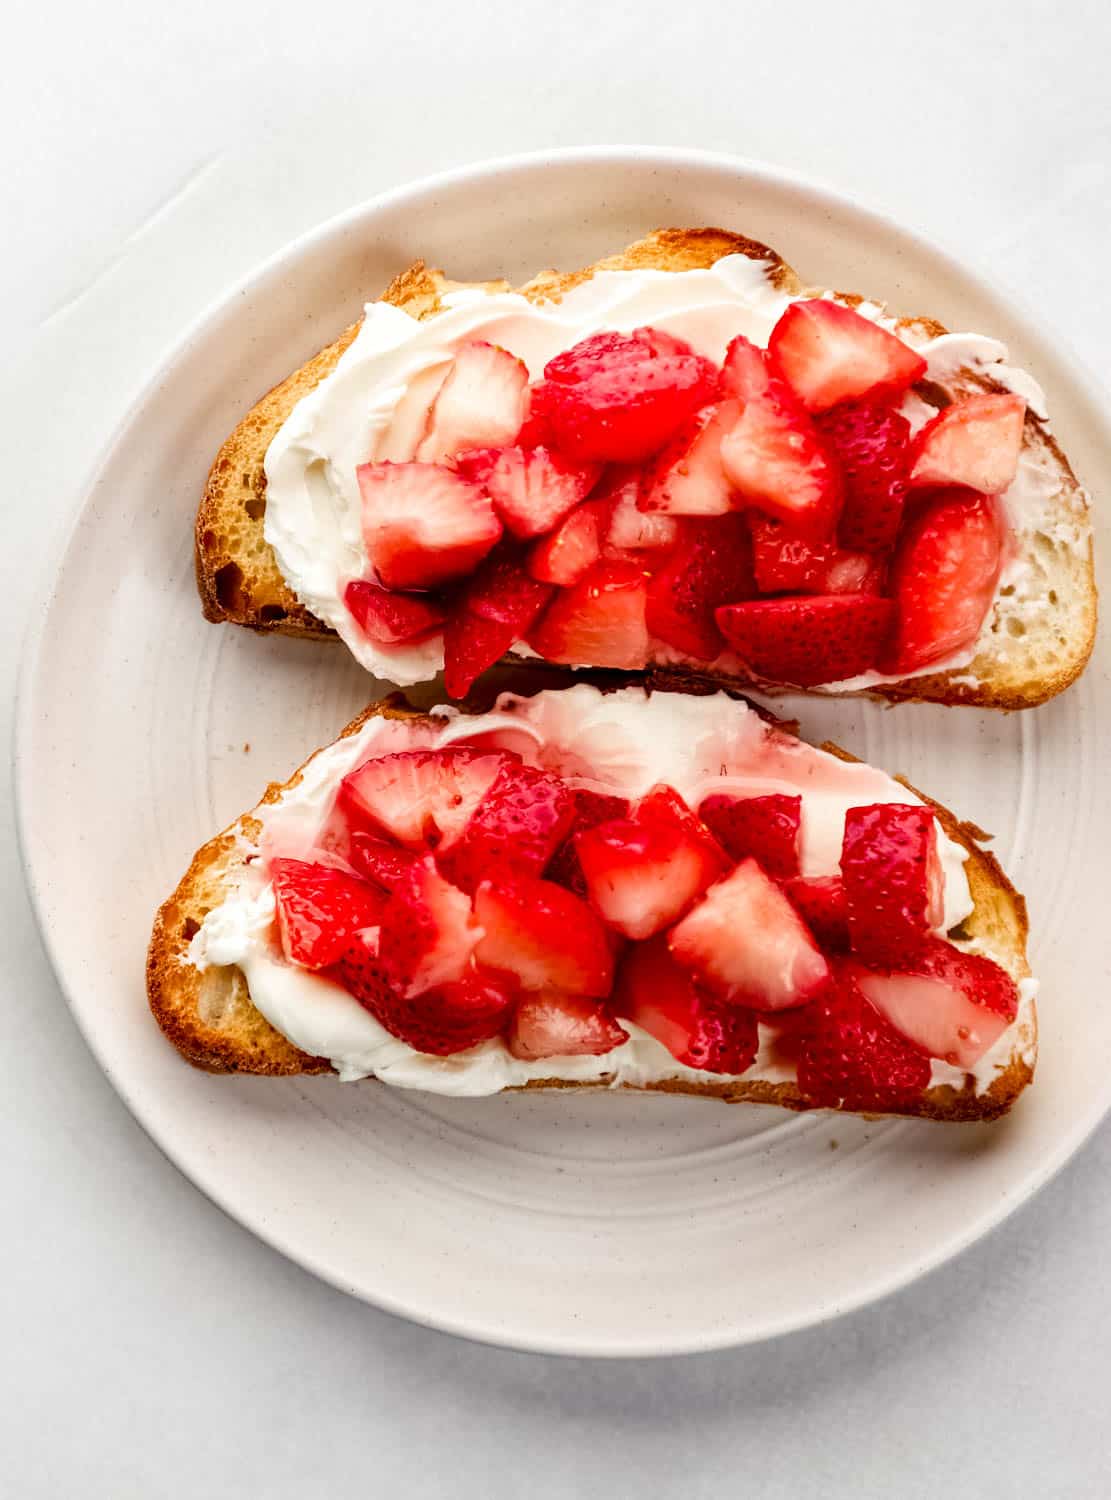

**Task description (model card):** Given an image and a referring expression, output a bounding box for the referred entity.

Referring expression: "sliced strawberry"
[908,393,1026,494]
[638,401,740,516]
[615,935,759,1074]
[796,963,932,1111]
[880,489,1004,675]
[715,594,894,686]
[356,462,502,591]
[544,788,631,896]
[634,785,731,880]
[526,558,651,669]
[575,809,722,940]
[270,858,385,971]
[440,761,575,893]
[347,834,422,892]
[644,515,754,660]
[841,803,943,963]
[417,340,528,462]
[749,519,886,596]
[339,746,507,851]
[343,580,447,645]
[508,992,628,1060]
[376,856,481,997]
[596,466,681,552]
[527,502,604,586]
[782,876,850,951]
[456,445,601,539]
[669,858,830,1011]
[442,549,554,698]
[814,400,910,552]
[767,299,927,412]
[697,793,801,878]
[474,876,615,996]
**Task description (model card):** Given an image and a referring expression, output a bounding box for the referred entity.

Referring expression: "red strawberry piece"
[456,445,601,539]
[416,340,528,462]
[767,298,927,412]
[527,502,604,586]
[575,807,722,940]
[815,400,911,552]
[376,856,481,997]
[644,514,755,660]
[347,834,422,892]
[442,549,555,698]
[697,792,801,878]
[796,962,932,1111]
[669,858,830,1011]
[526,557,651,669]
[615,934,759,1074]
[880,489,1004,675]
[339,746,507,851]
[634,785,731,877]
[749,518,886,596]
[782,876,850,951]
[715,593,894,686]
[840,803,943,963]
[516,378,559,449]
[474,876,615,996]
[343,579,447,645]
[270,858,386,971]
[638,401,740,516]
[440,761,575,893]
[356,462,502,591]
[544,788,631,896]
[508,992,628,1060]
[908,393,1026,494]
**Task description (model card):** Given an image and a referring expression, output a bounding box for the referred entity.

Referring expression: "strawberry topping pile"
[344,301,1025,694]
[266,745,1019,1109]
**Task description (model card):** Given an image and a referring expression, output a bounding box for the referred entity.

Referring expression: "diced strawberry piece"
[356,462,502,591]
[634,785,731,878]
[516,379,559,449]
[376,856,481,997]
[508,992,628,1060]
[594,466,682,552]
[638,401,740,516]
[440,761,575,893]
[815,400,910,552]
[908,393,1026,494]
[456,445,601,539]
[270,858,385,971]
[880,489,1004,675]
[697,793,801,878]
[343,579,447,645]
[749,519,886,596]
[526,558,651,669]
[442,550,554,698]
[575,811,722,940]
[543,331,642,384]
[527,502,604,586]
[615,935,759,1074]
[715,594,894,686]
[767,299,927,412]
[474,876,615,996]
[841,804,943,963]
[417,340,528,462]
[644,514,755,660]
[347,834,422,892]
[721,334,774,402]
[544,788,631,896]
[339,747,507,851]
[669,858,830,1011]
[796,962,932,1111]
[782,876,850,951]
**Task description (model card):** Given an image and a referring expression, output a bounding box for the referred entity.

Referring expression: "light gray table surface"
[4,2,1109,1494]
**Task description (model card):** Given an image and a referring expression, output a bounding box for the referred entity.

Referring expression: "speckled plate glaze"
[15,149,1110,1356]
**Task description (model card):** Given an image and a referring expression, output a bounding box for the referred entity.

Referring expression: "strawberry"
[442,549,554,698]
[347,834,422,892]
[880,489,1004,675]
[376,856,481,997]
[544,788,631,896]
[767,298,927,412]
[339,746,507,851]
[638,401,740,516]
[527,502,604,586]
[715,594,894,686]
[417,340,529,462]
[634,786,731,878]
[782,876,850,951]
[615,935,759,1074]
[343,580,447,645]
[474,876,615,996]
[669,858,830,1011]
[507,992,628,1060]
[596,467,681,552]
[575,809,723,940]
[526,558,651,669]
[697,793,801,878]
[644,514,754,660]
[841,804,943,963]
[456,445,601,539]
[440,761,575,893]
[796,963,932,1111]
[270,858,386,971]
[814,400,910,552]
[356,462,502,591]
[749,519,886,596]
[908,393,1026,494]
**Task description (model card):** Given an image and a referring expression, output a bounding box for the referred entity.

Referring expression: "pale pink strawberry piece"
[814,400,910,552]
[527,502,604,586]
[644,514,754,660]
[715,594,894,686]
[526,558,651,669]
[595,466,681,552]
[507,992,628,1060]
[767,298,927,412]
[638,401,740,516]
[356,462,502,590]
[270,858,386,971]
[615,934,759,1074]
[697,792,801,878]
[749,519,886,596]
[377,856,481,997]
[440,761,575,893]
[544,788,631,896]
[347,834,422,892]
[343,579,447,644]
[442,550,554,699]
[841,803,943,964]
[796,960,931,1111]
[908,393,1026,494]
[339,746,508,851]
[455,445,601,539]
[575,814,720,940]
[474,876,615,997]
[669,858,830,1011]
[416,340,529,462]
[782,876,850,951]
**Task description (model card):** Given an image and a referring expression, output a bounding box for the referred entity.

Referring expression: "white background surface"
[3,1,1109,1493]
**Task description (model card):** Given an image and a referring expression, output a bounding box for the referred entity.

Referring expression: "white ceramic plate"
[15,148,1110,1357]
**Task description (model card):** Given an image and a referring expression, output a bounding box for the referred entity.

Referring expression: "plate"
[15,148,1110,1356]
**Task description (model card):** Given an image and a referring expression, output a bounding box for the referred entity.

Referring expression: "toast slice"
[195,227,1095,709]
[147,686,1034,1121]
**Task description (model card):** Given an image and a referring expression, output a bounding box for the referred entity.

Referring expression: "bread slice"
[147,688,1034,1121]
[194,227,1095,710]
